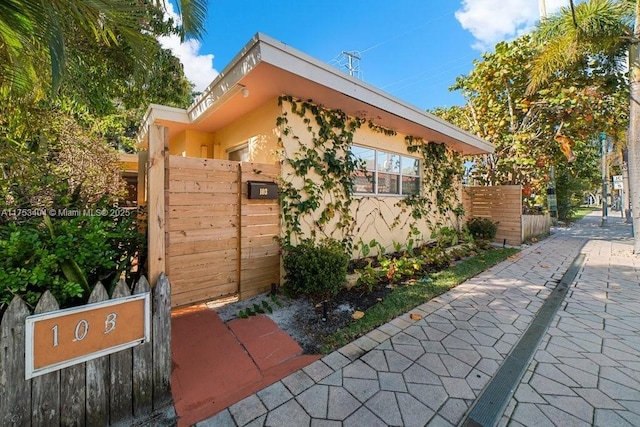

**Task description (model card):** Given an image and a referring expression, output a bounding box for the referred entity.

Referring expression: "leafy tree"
[529,0,640,250]
[434,34,627,220]
[0,0,207,98]
[0,0,205,309]
[0,100,127,211]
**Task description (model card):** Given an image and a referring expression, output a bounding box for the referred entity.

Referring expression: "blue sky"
[161,0,571,111]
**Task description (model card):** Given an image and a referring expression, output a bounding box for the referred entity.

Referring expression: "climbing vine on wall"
[277,95,465,251]
[277,95,364,250]
[393,136,465,230]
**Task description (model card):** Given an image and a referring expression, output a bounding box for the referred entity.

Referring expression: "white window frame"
[352,145,421,196]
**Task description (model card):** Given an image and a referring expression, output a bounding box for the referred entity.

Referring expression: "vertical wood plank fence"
[162,155,280,308]
[522,213,552,242]
[0,274,173,426]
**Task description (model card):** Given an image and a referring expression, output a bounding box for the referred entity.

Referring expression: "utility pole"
[330,51,363,79]
[601,132,609,227]
[539,0,547,19]
[342,51,361,77]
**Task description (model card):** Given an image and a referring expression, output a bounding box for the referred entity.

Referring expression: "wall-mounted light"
[241,86,250,98]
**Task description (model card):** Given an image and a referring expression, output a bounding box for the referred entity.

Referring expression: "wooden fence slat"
[168,215,237,231]
[110,280,134,422]
[152,274,172,410]
[85,283,110,426]
[168,238,242,257]
[168,192,238,206]
[169,155,238,171]
[0,297,31,426]
[133,276,153,418]
[168,180,238,193]
[168,227,238,244]
[60,361,86,425]
[32,291,61,427]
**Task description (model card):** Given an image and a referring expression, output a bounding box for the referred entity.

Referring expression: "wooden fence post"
[110,280,134,421]
[31,292,61,426]
[86,283,110,426]
[133,276,154,417]
[148,124,168,286]
[152,273,172,410]
[0,297,31,425]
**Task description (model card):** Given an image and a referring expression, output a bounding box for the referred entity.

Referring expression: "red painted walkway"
[170,305,319,427]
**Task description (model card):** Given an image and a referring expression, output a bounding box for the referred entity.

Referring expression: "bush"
[466,217,498,240]
[0,212,143,312]
[283,238,349,300]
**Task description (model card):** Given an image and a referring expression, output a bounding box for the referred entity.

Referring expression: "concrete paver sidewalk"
[199,211,639,426]
[501,215,640,426]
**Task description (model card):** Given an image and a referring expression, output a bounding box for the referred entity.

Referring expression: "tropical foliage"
[0,0,206,98]
[434,32,628,220]
[0,0,207,311]
[528,0,640,251]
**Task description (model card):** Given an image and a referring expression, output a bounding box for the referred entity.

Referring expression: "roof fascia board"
[256,35,492,153]
[137,104,189,147]
[188,36,262,123]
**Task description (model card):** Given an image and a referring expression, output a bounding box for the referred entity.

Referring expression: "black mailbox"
[247,181,278,199]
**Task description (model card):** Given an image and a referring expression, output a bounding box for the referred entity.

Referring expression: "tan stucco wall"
[211,98,281,163]
[280,101,462,256]
[169,130,216,158]
[166,98,281,162]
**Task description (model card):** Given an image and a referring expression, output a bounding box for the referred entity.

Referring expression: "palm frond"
[529,0,633,94]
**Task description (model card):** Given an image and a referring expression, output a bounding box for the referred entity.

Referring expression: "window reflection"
[352,145,420,196]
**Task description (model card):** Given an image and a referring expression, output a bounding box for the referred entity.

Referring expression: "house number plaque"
[25,293,150,378]
[247,181,278,199]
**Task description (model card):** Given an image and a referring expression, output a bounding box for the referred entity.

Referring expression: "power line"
[359,10,456,54]
[380,52,477,91]
[330,9,458,79]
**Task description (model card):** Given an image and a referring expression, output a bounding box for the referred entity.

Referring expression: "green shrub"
[466,217,498,240]
[283,238,349,300]
[0,212,143,312]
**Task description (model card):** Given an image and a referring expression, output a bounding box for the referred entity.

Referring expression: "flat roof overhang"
[139,33,493,156]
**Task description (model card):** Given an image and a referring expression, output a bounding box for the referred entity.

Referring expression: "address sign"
[25,293,150,379]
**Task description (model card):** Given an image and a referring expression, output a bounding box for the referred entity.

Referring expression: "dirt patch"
[212,280,396,354]
[212,244,493,353]
[213,293,347,353]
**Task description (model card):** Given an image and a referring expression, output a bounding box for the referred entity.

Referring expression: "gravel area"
[211,292,354,353]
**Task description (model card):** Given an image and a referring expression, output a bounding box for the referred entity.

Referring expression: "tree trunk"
[629,1,640,253]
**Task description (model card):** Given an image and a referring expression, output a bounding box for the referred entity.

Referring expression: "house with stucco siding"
[136,33,493,307]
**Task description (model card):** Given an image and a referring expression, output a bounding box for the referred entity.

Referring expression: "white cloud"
[157,3,218,92]
[455,0,570,51]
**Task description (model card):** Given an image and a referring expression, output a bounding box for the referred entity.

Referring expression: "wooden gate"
[144,129,280,308]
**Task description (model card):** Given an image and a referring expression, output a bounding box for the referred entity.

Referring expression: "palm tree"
[0,0,207,96]
[528,0,640,253]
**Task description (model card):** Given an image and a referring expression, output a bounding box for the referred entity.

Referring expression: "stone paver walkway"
[198,211,639,426]
[501,215,640,427]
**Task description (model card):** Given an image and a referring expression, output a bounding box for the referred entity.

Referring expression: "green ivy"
[395,136,465,231]
[277,96,364,250]
[277,96,465,251]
